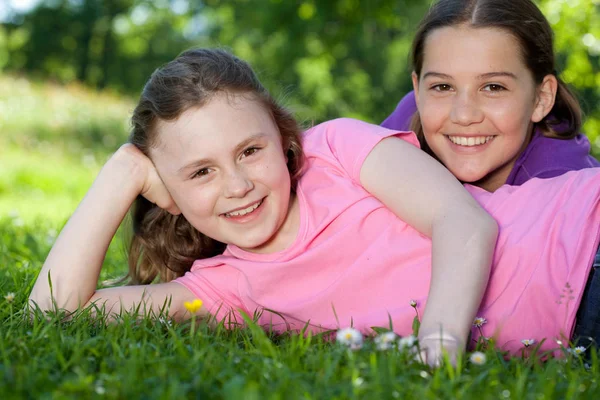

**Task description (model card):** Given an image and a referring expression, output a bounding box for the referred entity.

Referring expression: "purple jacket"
[381,91,599,185]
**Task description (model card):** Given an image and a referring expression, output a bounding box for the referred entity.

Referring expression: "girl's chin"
[447,169,487,184]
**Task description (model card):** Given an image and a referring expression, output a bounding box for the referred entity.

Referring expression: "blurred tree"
[0,0,598,152]
[538,0,600,154]
[197,0,427,123]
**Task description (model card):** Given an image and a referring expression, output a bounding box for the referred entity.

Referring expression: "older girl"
[382,0,600,350]
[382,0,599,191]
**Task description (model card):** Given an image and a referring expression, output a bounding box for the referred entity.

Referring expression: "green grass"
[0,73,131,223]
[0,145,101,224]
[1,217,600,399]
[2,74,600,398]
[0,74,133,157]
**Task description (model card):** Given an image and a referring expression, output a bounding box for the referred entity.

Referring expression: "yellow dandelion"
[184,299,203,314]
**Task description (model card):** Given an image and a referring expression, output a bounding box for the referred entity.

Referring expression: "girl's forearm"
[419,208,498,345]
[29,150,144,312]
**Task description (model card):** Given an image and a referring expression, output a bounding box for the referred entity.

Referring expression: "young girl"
[29,49,599,364]
[381,0,599,192]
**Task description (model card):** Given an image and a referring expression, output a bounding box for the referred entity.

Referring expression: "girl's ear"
[531,74,558,123]
[412,71,420,104]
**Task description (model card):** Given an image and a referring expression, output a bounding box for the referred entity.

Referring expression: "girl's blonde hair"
[127,48,304,284]
[410,0,583,154]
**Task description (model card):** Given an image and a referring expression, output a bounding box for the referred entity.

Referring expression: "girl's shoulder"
[300,118,419,182]
[302,118,419,151]
[509,132,599,184]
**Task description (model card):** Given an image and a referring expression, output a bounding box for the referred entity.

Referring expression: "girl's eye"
[192,168,211,179]
[431,84,452,92]
[242,147,260,158]
[483,84,506,92]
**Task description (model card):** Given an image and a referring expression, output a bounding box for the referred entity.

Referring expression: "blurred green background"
[1,0,599,224]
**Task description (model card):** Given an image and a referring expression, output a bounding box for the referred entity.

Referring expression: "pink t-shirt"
[175,118,600,353]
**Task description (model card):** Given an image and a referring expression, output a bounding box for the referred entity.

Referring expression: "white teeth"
[448,135,494,147]
[224,200,262,217]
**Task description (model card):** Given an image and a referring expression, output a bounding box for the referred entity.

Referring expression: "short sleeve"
[302,118,420,182]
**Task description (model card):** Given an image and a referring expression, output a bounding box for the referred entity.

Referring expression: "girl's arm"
[28,144,206,321]
[360,136,498,363]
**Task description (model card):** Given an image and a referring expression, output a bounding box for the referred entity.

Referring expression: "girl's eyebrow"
[422,71,452,80]
[177,132,269,174]
[477,72,518,80]
[422,71,518,80]
[232,132,268,155]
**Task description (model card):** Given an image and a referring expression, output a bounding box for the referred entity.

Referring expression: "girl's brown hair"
[127,48,304,284]
[410,0,582,154]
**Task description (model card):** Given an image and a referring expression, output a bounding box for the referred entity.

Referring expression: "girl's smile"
[221,197,265,220]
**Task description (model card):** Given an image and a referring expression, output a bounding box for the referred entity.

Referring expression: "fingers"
[141,169,181,215]
[113,143,181,216]
[417,334,462,367]
[136,152,181,216]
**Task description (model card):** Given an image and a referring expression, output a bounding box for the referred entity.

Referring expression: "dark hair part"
[410,0,582,153]
[127,48,304,284]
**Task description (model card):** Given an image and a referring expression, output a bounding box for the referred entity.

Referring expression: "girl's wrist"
[102,144,148,194]
[418,325,466,348]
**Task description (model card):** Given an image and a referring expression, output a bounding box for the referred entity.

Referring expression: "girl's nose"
[224,169,254,198]
[450,92,484,126]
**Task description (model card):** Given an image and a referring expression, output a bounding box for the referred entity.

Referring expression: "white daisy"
[568,346,586,356]
[521,339,536,347]
[398,334,417,349]
[374,331,398,350]
[336,327,363,350]
[469,351,487,365]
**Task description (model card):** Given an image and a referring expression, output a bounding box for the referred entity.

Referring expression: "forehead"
[150,94,280,170]
[422,25,527,74]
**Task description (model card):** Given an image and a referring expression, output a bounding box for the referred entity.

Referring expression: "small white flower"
[398,334,417,349]
[409,299,417,308]
[469,351,487,365]
[568,346,586,356]
[4,292,15,303]
[473,317,487,327]
[336,327,363,350]
[374,331,398,350]
[352,377,364,387]
[95,384,106,395]
[521,339,536,347]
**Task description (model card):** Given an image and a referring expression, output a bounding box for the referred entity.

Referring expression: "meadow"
[1,74,600,399]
